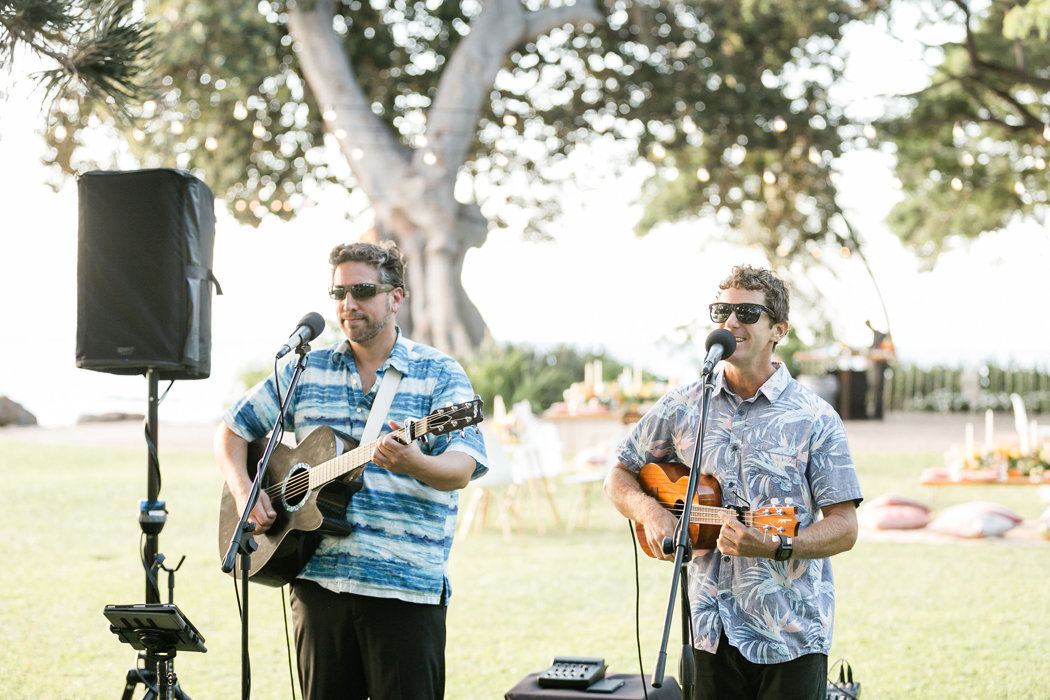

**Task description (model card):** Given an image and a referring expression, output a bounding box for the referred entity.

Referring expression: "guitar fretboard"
[308,416,434,488]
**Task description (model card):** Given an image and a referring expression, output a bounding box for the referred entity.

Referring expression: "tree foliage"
[1,0,156,112]
[37,1,886,243]
[622,1,880,266]
[879,0,1050,262]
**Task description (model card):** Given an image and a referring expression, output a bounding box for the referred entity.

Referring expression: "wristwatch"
[774,535,793,561]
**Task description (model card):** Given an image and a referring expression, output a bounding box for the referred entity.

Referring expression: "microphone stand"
[220,343,311,700]
[650,366,717,700]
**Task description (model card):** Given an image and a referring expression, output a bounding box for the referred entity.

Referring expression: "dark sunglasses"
[328,283,396,301]
[709,302,775,325]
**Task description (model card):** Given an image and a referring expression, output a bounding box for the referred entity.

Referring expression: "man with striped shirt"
[215,240,487,699]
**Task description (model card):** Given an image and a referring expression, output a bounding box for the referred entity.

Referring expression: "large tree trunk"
[287,0,602,357]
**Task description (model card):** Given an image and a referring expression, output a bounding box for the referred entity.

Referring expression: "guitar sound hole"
[281,463,312,511]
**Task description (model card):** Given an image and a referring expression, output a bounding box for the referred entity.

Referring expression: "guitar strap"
[361,366,403,443]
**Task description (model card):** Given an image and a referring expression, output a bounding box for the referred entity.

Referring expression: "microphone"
[275,312,326,359]
[701,328,737,375]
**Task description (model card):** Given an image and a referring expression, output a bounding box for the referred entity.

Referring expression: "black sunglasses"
[709,302,775,325]
[328,283,396,301]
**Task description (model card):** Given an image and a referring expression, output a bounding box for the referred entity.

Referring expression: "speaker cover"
[76,169,220,380]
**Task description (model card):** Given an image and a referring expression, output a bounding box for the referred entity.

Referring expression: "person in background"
[604,264,862,700]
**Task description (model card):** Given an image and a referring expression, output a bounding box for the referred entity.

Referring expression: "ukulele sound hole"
[280,463,312,511]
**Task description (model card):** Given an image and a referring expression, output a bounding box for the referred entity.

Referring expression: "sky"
[1,19,1048,428]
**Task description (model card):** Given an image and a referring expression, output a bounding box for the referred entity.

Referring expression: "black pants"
[289,579,447,700]
[692,632,827,700]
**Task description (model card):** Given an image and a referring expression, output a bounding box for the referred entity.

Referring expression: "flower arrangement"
[970,445,1049,478]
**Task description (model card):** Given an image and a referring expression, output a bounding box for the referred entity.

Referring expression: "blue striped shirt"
[223,330,487,605]
[616,363,862,663]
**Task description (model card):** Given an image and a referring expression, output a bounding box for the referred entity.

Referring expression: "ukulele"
[634,462,799,559]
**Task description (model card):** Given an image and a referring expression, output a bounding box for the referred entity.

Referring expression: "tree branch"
[423,0,604,181]
[286,0,411,209]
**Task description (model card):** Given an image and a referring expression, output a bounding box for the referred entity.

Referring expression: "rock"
[0,396,38,426]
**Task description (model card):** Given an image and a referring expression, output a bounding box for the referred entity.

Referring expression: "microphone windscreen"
[705,328,737,355]
[300,312,326,340]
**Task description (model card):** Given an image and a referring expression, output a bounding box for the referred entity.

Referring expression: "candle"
[984,409,994,453]
[965,422,974,464]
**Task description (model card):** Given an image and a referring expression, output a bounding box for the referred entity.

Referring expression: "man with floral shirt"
[604,264,862,700]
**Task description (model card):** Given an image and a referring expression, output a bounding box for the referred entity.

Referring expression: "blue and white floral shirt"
[616,362,862,663]
[223,330,487,606]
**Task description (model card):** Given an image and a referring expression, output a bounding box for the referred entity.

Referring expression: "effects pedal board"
[537,656,607,689]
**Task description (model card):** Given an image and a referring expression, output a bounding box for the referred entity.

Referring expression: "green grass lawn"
[1,437,1048,698]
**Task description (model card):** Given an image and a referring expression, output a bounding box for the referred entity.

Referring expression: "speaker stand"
[114,369,195,699]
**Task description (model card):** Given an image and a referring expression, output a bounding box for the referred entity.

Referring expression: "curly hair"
[717,264,789,324]
[329,240,407,293]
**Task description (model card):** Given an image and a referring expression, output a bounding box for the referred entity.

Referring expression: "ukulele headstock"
[751,506,799,536]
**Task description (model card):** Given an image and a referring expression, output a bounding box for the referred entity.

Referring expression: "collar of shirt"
[329,326,414,379]
[711,361,791,403]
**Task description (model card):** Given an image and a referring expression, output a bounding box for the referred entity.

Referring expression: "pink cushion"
[928,501,1023,538]
[858,493,932,530]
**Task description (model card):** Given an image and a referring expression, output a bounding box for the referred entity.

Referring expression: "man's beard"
[348,312,392,344]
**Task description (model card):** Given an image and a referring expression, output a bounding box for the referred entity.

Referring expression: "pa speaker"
[76,169,220,380]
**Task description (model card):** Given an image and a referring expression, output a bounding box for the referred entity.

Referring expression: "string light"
[233,102,248,120]
[863,123,876,140]
[696,167,710,182]
[762,170,776,184]
[351,147,364,160]
[772,117,787,133]
[961,152,975,167]
[423,151,438,165]
[951,177,963,191]
[205,136,218,151]
[1014,181,1026,195]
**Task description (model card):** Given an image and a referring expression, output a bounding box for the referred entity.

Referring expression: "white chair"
[562,436,621,532]
[457,427,523,540]
[510,406,564,532]
[1010,393,1050,454]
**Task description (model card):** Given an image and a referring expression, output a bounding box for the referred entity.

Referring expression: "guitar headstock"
[752,506,799,536]
[416,396,485,439]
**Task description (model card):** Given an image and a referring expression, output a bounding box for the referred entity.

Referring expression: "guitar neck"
[307,420,427,489]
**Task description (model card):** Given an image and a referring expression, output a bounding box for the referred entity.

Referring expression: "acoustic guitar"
[217,398,483,586]
[634,462,799,558]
